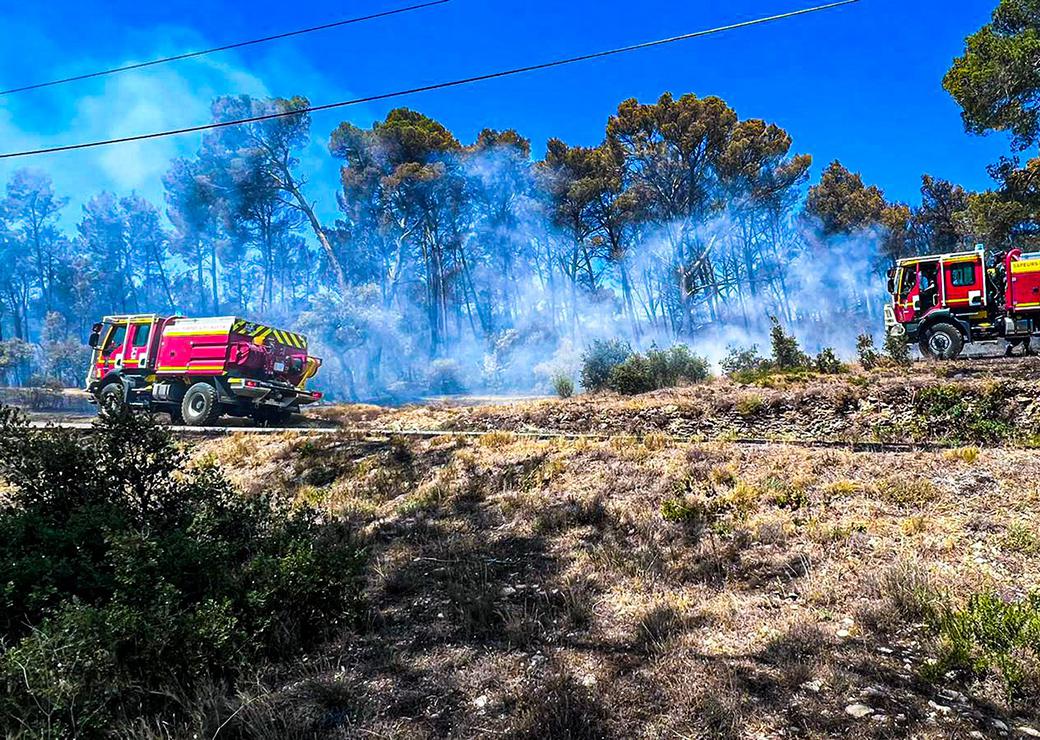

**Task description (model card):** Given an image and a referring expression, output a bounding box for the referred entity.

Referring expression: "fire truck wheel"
[920,322,964,360]
[98,382,125,412]
[181,384,222,427]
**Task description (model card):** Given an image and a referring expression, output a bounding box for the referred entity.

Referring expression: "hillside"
[190,361,1040,738]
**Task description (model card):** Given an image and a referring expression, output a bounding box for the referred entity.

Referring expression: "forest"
[0,2,1037,399]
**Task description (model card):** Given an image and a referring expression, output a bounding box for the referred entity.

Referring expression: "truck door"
[97,321,129,374]
[125,320,156,370]
[894,265,922,323]
[942,256,985,312]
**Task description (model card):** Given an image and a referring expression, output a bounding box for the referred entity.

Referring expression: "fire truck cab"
[86,314,323,426]
[885,245,1040,360]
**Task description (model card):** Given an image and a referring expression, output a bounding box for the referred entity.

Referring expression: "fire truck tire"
[920,322,964,360]
[181,384,222,427]
[98,382,125,412]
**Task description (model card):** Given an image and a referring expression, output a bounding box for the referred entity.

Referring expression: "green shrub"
[814,348,846,374]
[883,332,911,366]
[589,342,711,396]
[721,345,768,375]
[0,406,364,735]
[580,339,632,392]
[607,354,657,395]
[769,317,809,370]
[645,344,711,386]
[857,333,881,370]
[928,591,1040,704]
[552,373,575,399]
[913,383,1015,444]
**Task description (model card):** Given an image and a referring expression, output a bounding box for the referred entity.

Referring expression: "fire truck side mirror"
[88,322,103,348]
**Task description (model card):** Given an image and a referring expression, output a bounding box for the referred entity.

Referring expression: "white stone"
[845,704,873,719]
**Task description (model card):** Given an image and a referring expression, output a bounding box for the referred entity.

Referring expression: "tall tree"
[944,0,1040,151]
[2,169,67,313]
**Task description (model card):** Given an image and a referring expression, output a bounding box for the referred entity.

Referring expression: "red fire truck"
[86,314,322,426]
[885,246,1040,359]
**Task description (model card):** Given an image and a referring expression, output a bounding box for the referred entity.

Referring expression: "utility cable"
[0,0,859,159]
[0,0,451,96]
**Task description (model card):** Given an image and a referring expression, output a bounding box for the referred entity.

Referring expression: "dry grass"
[190,371,1040,737]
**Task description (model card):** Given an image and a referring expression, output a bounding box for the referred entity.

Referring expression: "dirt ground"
[197,364,1040,737]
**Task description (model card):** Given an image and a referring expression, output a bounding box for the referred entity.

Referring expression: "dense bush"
[580,339,633,391]
[603,344,711,396]
[0,406,364,735]
[607,354,657,395]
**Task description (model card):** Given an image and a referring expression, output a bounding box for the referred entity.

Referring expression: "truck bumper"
[226,377,322,407]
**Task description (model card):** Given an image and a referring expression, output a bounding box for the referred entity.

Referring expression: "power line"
[0,0,860,160]
[0,0,452,97]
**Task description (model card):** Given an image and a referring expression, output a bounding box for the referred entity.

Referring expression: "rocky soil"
[196,363,1040,737]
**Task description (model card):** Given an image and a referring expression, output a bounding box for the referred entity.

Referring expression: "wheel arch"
[919,311,972,342]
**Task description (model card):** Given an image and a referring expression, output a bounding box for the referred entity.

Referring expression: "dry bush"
[479,431,517,449]
[879,559,941,622]
[874,476,940,506]
[634,600,690,654]
[944,446,981,464]
[509,669,609,739]
[659,661,746,740]
[535,492,609,534]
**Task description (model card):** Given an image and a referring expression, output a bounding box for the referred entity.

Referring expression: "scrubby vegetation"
[0,406,364,736]
[722,318,847,384]
[580,340,710,395]
[883,561,1040,708]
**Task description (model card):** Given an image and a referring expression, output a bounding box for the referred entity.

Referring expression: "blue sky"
[0,0,1012,225]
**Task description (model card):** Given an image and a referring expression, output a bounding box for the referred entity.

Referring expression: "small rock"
[500,586,516,597]
[938,688,967,703]
[845,704,874,719]
[993,720,1010,732]
[473,695,489,709]
[836,629,851,638]
[580,674,597,687]
[1017,727,1040,738]
[929,701,952,714]
[802,679,823,693]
